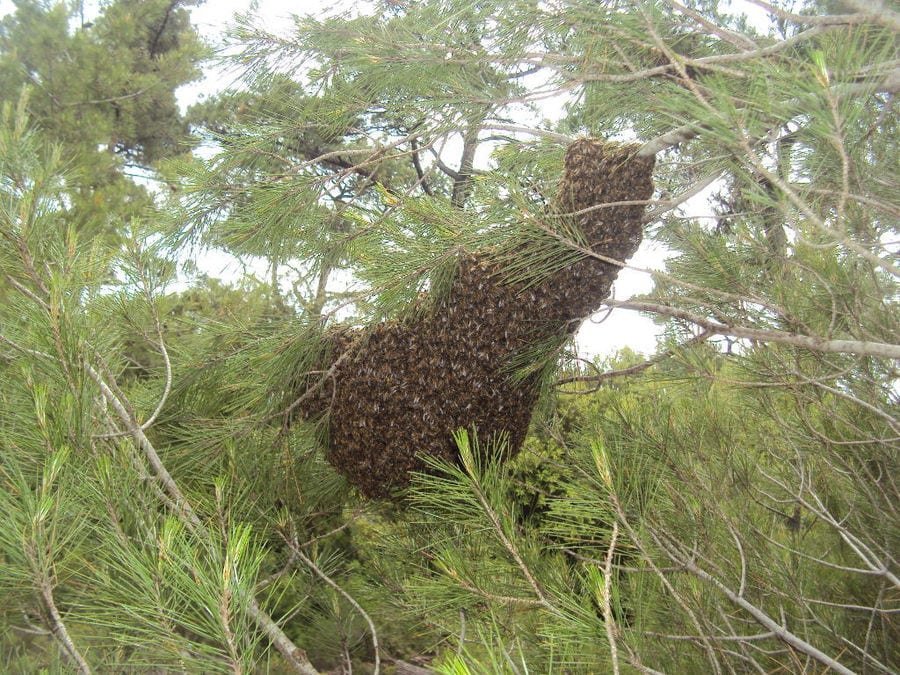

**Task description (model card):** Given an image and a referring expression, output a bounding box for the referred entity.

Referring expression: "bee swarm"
[298,139,655,499]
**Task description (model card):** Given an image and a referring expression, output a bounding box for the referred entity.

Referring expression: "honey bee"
[293,139,655,499]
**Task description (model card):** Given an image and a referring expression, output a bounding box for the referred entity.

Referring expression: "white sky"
[184,0,674,358]
[0,0,768,358]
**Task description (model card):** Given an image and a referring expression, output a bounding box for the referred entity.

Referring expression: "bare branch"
[39,575,92,675]
[473,477,555,610]
[86,362,202,529]
[643,630,777,642]
[750,0,900,31]
[459,434,557,612]
[246,600,320,675]
[451,113,485,209]
[0,332,55,360]
[606,494,723,673]
[136,272,173,431]
[793,376,900,434]
[604,300,900,359]
[409,138,434,197]
[729,525,747,598]
[602,521,621,675]
[4,274,50,310]
[659,0,758,49]
[676,556,856,675]
[441,574,546,608]
[637,124,704,158]
[292,546,380,675]
[557,330,713,390]
[482,123,574,143]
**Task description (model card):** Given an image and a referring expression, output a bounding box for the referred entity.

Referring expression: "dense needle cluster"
[297,139,655,498]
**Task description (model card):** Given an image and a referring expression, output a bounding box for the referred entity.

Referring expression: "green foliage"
[1,0,897,672]
[0,86,336,673]
[365,347,896,672]
[0,0,206,238]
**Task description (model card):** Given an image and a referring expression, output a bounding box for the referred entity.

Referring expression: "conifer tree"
[1,0,897,672]
[0,0,206,240]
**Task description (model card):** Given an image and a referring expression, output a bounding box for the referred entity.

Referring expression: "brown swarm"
[297,139,655,499]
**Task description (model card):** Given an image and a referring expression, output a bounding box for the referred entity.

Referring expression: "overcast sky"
[182,0,676,358]
[0,0,759,358]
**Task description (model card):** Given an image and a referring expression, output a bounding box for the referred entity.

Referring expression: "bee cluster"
[298,139,655,499]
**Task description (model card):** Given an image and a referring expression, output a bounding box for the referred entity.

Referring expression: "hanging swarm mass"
[297,139,655,499]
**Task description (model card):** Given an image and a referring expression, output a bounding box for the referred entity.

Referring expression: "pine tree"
[1,0,897,672]
[0,0,206,240]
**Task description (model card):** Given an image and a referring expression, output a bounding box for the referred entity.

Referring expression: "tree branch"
[675,553,856,675]
[39,574,92,674]
[604,300,900,359]
[84,361,321,674]
[602,522,621,675]
[637,67,900,157]
[409,138,434,197]
[291,544,380,675]
[482,123,573,143]
[558,330,713,390]
[451,113,484,209]
[750,0,900,32]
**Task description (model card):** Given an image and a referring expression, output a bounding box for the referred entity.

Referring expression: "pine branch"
[85,362,201,528]
[456,433,557,613]
[736,135,900,279]
[749,0,900,32]
[84,361,322,675]
[637,66,900,157]
[651,531,856,675]
[603,493,723,673]
[601,521,621,675]
[604,300,900,359]
[245,601,320,675]
[409,138,434,197]
[135,261,173,431]
[37,571,92,674]
[557,330,713,391]
[292,545,381,675]
[451,113,484,208]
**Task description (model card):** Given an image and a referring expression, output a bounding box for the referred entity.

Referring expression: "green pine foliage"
[1,0,897,672]
[0,0,206,240]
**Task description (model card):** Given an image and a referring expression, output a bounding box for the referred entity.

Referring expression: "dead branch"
[604,300,900,359]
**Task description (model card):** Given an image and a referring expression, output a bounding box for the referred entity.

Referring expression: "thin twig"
[637,66,900,157]
[39,575,93,675]
[447,574,546,607]
[0,332,55,360]
[464,460,556,611]
[557,330,712,390]
[483,123,573,143]
[643,630,777,642]
[85,360,320,674]
[137,268,173,431]
[85,362,202,528]
[294,547,380,675]
[749,0,900,32]
[607,493,723,674]
[602,522,621,675]
[676,555,856,675]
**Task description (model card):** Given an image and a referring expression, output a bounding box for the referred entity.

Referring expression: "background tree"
[0,0,206,240]
[1,0,897,672]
